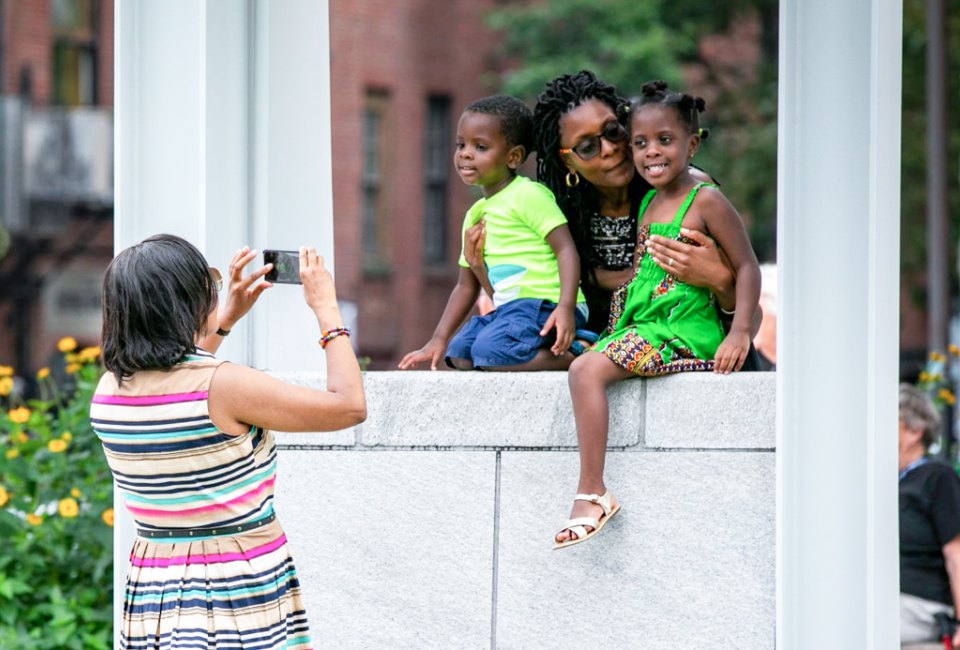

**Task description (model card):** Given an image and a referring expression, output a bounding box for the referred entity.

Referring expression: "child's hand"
[398,337,447,371]
[541,305,575,356]
[714,329,750,374]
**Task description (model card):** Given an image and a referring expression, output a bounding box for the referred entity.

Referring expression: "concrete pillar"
[112,1,333,642]
[777,0,901,647]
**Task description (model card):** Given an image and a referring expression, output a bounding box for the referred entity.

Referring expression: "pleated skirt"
[119,519,311,650]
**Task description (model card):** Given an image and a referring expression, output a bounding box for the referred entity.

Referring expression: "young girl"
[554,80,761,549]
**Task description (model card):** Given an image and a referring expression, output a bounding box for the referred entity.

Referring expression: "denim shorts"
[445,298,588,369]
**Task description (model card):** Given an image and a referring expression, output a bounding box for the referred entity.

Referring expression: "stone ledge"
[271,370,775,450]
[644,372,776,449]
[497,451,775,648]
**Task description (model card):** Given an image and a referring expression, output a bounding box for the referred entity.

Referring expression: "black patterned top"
[587,213,634,270]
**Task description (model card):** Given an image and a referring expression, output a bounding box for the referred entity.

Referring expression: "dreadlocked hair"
[632,80,710,140]
[533,70,637,288]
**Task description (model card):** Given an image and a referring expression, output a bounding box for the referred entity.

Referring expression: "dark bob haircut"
[101,234,218,381]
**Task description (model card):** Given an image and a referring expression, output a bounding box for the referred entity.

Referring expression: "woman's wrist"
[314,306,344,331]
[217,309,238,334]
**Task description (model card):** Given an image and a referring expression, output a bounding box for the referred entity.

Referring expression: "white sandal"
[553,491,621,550]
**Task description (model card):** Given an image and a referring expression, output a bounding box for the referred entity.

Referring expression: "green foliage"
[0,343,112,649]
[487,1,780,260]
[901,0,960,297]
[487,0,688,101]
[915,348,958,410]
[0,223,9,261]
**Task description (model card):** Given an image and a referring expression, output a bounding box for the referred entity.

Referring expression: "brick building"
[0,0,115,380]
[0,0,510,376]
[328,0,508,367]
[0,1,931,377]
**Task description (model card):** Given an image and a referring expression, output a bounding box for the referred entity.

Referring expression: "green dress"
[594,182,725,376]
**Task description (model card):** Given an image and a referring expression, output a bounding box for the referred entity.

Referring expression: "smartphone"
[263,250,301,284]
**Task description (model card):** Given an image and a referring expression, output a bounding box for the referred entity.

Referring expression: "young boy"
[399,95,587,371]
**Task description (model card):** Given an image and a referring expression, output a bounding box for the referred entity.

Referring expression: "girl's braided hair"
[632,80,710,140]
[532,70,640,286]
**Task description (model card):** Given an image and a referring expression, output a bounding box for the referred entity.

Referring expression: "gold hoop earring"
[565,171,580,188]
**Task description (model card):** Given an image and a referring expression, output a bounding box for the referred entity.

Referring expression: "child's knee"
[469,333,534,368]
[568,353,592,387]
[447,356,474,370]
[568,352,605,388]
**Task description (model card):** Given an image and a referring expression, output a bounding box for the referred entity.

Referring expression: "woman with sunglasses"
[465,71,745,336]
[536,70,747,334]
[90,234,365,649]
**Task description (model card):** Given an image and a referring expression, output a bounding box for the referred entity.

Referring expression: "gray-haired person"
[900,383,960,647]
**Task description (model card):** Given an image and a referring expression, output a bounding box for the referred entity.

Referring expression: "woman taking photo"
[90,235,365,649]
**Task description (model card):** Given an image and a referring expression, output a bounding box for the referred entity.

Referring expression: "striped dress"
[90,349,311,650]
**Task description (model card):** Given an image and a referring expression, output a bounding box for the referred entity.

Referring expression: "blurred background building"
[0,0,955,375]
[0,0,114,387]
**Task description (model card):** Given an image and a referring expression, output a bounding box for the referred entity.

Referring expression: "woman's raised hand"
[217,246,274,332]
[646,228,734,297]
[299,247,341,328]
[463,220,486,271]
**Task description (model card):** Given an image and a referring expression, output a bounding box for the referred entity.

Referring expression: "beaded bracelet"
[319,327,351,349]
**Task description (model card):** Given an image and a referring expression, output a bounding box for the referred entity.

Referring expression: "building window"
[362,91,390,275]
[51,0,98,106]
[423,96,450,265]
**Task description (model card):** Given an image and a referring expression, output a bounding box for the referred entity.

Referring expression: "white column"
[777,0,902,647]
[248,0,337,370]
[113,1,333,642]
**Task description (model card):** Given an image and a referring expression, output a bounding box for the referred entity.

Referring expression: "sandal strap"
[562,525,589,541]
[557,516,599,541]
[563,516,599,530]
[574,492,614,516]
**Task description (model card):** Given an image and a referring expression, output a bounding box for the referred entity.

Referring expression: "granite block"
[356,371,642,448]
[495,450,775,649]
[645,372,776,449]
[274,450,496,649]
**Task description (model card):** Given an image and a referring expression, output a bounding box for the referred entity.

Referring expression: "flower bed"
[0,339,112,649]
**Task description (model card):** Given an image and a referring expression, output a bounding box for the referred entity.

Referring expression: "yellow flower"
[919,371,930,383]
[47,439,67,453]
[101,508,114,527]
[929,351,946,362]
[78,346,101,362]
[58,497,79,518]
[65,363,80,375]
[950,344,960,356]
[61,432,72,441]
[36,367,50,380]
[0,377,12,396]
[70,487,81,498]
[26,513,42,526]
[7,407,30,424]
[931,373,943,383]
[65,353,79,363]
[15,432,27,443]
[5,449,18,459]
[939,388,957,406]
[57,337,77,353]
[0,365,12,377]
[0,486,8,508]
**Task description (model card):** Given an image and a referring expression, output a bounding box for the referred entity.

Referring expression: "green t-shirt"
[458,175,586,308]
